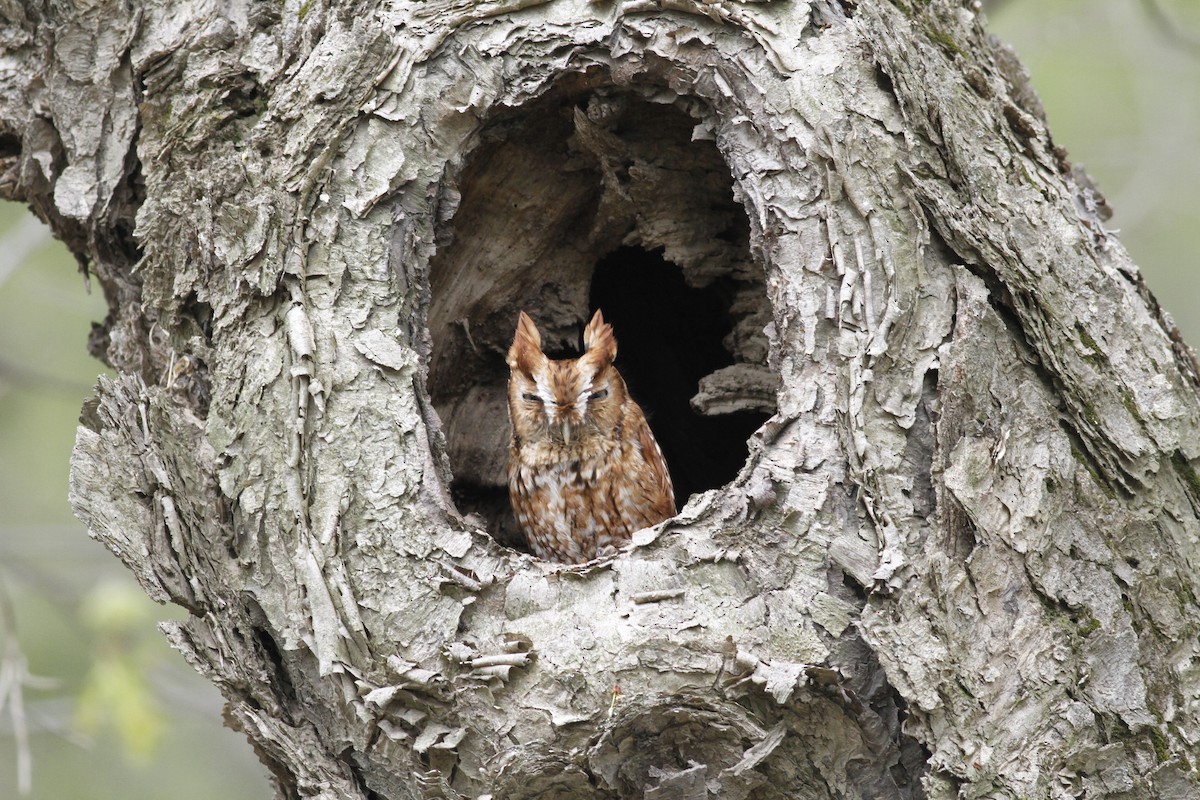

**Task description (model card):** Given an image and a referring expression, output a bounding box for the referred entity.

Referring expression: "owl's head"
[506,310,628,448]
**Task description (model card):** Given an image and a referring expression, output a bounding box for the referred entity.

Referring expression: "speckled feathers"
[506,310,676,563]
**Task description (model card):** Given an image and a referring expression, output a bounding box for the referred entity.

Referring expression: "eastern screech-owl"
[506,310,676,563]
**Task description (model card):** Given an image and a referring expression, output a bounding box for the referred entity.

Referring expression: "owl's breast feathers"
[506,309,676,563]
[509,403,675,563]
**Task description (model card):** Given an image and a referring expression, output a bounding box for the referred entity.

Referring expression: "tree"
[3,0,1198,797]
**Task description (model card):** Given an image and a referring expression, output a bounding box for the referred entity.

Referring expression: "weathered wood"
[3,0,1198,797]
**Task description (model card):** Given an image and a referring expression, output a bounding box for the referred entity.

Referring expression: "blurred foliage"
[0,202,270,798]
[74,580,167,764]
[0,2,1196,797]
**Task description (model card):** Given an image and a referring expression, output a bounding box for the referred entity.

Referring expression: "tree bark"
[3,0,1199,797]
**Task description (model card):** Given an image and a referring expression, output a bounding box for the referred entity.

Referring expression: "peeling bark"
[3,0,1199,797]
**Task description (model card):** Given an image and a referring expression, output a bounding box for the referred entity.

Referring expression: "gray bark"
[3,0,1199,797]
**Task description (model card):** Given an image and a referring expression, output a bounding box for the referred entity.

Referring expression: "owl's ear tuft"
[582,309,617,364]
[508,311,547,373]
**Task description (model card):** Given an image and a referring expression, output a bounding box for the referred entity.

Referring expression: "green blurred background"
[0,2,1197,796]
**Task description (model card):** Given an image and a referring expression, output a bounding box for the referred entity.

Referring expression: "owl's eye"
[588,389,609,401]
[522,392,541,403]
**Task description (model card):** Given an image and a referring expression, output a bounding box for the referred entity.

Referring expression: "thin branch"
[0,214,52,292]
[981,0,1019,15]
[0,578,32,796]
[0,356,98,396]
[0,539,95,611]
[1140,0,1200,60]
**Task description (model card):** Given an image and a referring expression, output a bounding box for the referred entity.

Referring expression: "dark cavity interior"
[425,75,776,553]
[590,247,768,503]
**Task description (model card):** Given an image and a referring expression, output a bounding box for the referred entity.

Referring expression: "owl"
[506,310,676,563]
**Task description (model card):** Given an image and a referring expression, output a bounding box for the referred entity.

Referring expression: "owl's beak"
[561,421,573,446]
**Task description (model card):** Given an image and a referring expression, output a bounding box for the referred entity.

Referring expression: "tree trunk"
[3,0,1199,797]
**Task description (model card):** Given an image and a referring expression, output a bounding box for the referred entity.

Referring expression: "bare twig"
[981,0,1020,15]
[0,578,32,795]
[0,356,97,396]
[0,214,52,291]
[1141,0,1200,60]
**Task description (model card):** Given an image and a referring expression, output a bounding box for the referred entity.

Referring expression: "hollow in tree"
[1,1,1197,798]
